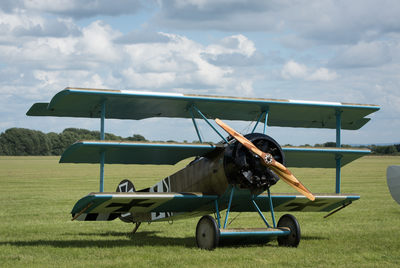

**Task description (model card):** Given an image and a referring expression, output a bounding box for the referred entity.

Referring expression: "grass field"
[0,155,399,267]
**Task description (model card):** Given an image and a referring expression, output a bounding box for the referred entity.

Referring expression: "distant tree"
[47,132,63,155]
[370,145,398,155]
[127,134,147,142]
[0,127,148,155]
[384,145,397,154]
[323,142,336,147]
[395,144,400,152]
[0,128,50,155]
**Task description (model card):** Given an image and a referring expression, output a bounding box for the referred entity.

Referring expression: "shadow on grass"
[0,231,196,248]
[0,231,328,249]
[301,235,329,241]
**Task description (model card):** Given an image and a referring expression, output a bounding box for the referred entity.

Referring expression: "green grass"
[0,156,399,267]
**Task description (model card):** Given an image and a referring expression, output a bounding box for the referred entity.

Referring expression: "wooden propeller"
[215,118,315,201]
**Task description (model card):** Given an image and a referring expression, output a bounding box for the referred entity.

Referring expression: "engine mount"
[223,133,285,192]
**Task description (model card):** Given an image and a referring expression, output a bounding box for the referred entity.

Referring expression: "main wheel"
[277,214,301,247]
[196,215,220,250]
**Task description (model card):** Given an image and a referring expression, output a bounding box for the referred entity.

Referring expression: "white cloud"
[0,1,398,145]
[155,0,400,47]
[79,20,122,62]
[281,60,338,81]
[329,41,392,68]
[307,68,338,81]
[281,60,308,80]
[21,0,145,18]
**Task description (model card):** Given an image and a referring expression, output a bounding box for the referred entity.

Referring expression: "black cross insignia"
[285,199,328,211]
[106,199,156,213]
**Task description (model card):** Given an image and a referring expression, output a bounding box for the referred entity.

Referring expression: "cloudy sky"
[1,0,399,145]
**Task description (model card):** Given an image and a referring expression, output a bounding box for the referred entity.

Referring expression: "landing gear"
[196,215,220,250]
[277,214,301,247]
[131,222,141,235]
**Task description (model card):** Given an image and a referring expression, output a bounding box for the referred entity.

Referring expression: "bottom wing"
[71,192,218,222]
[233,193,359,212]
[71,192,359,222]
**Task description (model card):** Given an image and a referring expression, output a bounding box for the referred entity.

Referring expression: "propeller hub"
[264,153,273,164]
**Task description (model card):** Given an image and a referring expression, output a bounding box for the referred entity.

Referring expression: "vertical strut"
[192,105,228,143]
[99,100,106,192]
[335,109,342,194]
[251,195,271,228]
[215,199,221,228]
[223,186,235,229]
[336,110,342,148]
[251,109,269,134]
[99,152,105,192]
[190,107,203,143]
[263,108,269,135]
[335,154,342,194]
[267,188,276,228]
[252,111,265,133]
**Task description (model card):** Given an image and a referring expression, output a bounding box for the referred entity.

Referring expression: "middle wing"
[60,140,370,168]
[60,141,218,165]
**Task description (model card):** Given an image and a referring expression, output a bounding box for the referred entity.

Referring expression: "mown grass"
[0,156,399,267]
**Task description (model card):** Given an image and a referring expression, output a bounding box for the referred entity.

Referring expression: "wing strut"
[335,109,342,193]
[190,106,203,143]
[251,108,269,134]
[190,105,228,143]
[100,100,106,192]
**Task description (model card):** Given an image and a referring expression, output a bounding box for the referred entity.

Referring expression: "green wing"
[71,192,359,221]
[27,87,379,130]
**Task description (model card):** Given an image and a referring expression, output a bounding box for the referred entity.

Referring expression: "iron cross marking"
[286,199,328,211]
[106,199,156,213]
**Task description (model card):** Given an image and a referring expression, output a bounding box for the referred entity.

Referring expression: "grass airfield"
[0,155,399,267]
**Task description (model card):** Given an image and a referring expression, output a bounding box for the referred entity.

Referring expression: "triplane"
[27,88,379,249]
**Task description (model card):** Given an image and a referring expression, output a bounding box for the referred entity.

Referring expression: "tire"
[196,215,220,250]
[277,214,301,247]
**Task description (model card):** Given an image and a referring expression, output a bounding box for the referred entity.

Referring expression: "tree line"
[0,127,399,156]
[0,128,146,156]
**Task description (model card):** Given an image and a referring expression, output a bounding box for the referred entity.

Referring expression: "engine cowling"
[223,133,285,193]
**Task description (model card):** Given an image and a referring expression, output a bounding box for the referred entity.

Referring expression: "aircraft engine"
[167,133,286,196]
[223,133,285,192]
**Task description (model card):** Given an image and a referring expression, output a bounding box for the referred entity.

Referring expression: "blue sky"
[0,0,399,145]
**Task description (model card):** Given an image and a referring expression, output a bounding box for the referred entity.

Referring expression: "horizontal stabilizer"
[60,141,218,165]
[27,87,379,130]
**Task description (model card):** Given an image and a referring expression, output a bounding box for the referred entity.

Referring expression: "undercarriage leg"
[131,222,141,235]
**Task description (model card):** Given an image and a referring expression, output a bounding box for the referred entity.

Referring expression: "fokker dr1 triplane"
[27,87,379,249]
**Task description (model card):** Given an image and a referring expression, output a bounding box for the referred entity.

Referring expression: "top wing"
[27,87,379,130]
